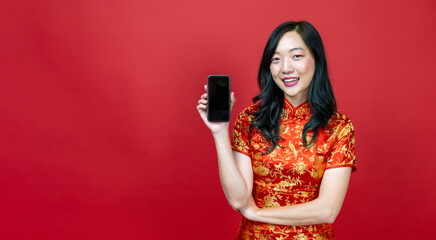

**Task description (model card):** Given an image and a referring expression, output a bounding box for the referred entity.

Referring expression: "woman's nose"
[282,59,294,73]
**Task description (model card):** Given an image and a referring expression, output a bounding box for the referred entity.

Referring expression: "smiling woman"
[270,31,315,107]
[196,21,355,239]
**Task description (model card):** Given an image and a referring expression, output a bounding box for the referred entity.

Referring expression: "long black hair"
[250,21,336,153]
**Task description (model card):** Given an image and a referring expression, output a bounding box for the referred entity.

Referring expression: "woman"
[197,21,356,239]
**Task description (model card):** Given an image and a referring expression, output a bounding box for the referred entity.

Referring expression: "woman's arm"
[214,136,253,209]
[240,167,352,225]
[197,86,253,209]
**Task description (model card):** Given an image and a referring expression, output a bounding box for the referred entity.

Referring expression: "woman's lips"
[282,77,299,86]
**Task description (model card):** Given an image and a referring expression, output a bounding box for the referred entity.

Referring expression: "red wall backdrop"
[1,0,435,239]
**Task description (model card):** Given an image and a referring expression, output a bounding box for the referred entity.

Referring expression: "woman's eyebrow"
[289,47,305,52]
[274,47,305,54]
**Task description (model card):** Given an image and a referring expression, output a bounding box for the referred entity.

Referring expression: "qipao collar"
[282,97,311,120]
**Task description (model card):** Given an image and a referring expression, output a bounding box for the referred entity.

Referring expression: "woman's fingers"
[197,90,208,114]
[231,92,236,109]
[201,93,207,100]
[198,98,207,105]
[197,104,207,111]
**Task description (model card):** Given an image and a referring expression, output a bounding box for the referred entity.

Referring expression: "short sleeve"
[326,119,356,172]
[231,109,251,157]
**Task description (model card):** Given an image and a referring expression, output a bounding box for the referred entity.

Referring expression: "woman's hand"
[196,85,235,135]
[239,197,259,222]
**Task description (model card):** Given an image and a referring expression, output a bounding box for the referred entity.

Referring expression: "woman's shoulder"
[232,103,259,135]
[328,111,354,130]
[330,111,352,121]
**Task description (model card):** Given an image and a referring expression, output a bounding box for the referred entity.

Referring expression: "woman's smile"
[282,76,300,86]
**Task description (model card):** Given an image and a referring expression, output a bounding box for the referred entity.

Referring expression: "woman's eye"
[293,55,303,59]
[271,58,280,62]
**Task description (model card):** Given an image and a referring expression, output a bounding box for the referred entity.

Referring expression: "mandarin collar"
[281,97,311,120]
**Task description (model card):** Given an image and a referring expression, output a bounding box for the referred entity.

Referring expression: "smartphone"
[207,75,231,122]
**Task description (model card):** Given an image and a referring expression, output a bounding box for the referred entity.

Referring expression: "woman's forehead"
[275,31,308,52]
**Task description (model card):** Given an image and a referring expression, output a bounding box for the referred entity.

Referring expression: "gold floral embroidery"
[293,233,309,240]
[253,163,269,176]
[291,160,308,175]
[263,194,281,207]
[233,97,355,239]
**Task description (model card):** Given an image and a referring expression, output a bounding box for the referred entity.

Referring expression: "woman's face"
[270,31,315,107]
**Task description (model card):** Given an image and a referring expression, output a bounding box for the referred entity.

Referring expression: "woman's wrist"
[211,125,230,137]
[249,208,260,222]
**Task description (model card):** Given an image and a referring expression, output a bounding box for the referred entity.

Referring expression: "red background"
[1,0,435,239]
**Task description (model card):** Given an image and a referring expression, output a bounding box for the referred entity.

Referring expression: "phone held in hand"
[207,75,231,122]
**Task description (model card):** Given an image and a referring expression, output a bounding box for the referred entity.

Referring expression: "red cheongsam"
[231,97,356,240]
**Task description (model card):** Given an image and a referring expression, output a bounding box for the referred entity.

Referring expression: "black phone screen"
[207,75,230,122]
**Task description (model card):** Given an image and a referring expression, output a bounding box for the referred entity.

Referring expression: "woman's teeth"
[284,78,299,83]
